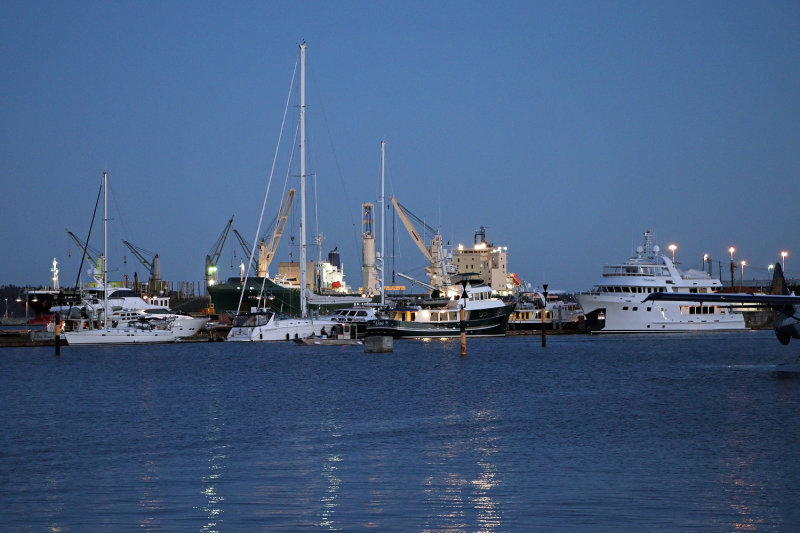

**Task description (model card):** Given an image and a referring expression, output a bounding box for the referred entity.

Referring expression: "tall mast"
[380,140,386,306]
[299,42,308,318]
[103,171,108,330]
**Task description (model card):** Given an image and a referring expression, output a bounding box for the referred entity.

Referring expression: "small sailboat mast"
[103,171,109,330]
[299,42,308,318]
[380,140,386,306]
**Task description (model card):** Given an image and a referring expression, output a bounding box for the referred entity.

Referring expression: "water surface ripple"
[2,331,799,531]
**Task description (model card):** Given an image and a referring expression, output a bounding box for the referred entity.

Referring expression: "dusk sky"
[2,1,798,292]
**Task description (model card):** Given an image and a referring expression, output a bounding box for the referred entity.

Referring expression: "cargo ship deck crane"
[206,216,234,287]
[389,197,451,293]
[121,239,161,290]
[67,230,102,271]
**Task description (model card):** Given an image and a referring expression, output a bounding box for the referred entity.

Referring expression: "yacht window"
[622,306,629,311]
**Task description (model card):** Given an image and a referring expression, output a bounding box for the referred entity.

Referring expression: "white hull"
[576,230,747,334]
[227,314,339,342]
[64,327,176,345]
[163,315,208,338]
[575,293,746,333]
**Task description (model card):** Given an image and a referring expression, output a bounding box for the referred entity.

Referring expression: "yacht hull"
[575,294,746,333]
[366,304,514,338]
[227,317,339,342]
[64,328,176,345]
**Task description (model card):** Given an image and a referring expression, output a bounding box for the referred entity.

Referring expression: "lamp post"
[541,284,548,348]
[703,254,709,275]
[781,251,788,271]
[3,298,7,321]
[729,247,736,288]
[16,293,30,324]
[668,244,677,263]
[740,260,746,290]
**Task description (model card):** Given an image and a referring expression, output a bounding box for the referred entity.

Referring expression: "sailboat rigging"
[226,42,360,342]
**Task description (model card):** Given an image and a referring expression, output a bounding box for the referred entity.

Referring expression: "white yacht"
[574,231,746,333]
[52,284,208,339]
[61,172,180,345]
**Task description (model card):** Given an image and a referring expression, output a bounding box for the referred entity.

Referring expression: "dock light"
[740,260,747,289]
[729,247,735,260]
[703,253,710,275]
[781,251,788,270]
[668,244,677,263]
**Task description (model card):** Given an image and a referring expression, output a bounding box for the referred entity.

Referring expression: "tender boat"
[508,290,584,331]
[574,230,746,333]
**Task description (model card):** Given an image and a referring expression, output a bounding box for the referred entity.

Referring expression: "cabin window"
[632,307,638,311]
[622,306,629,311]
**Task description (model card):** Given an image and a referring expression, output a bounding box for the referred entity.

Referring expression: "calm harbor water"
[2,331,800,532]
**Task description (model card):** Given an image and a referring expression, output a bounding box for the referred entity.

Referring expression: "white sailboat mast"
[380,140,386,306]
[299,42,308,318]
[103,171,109,330]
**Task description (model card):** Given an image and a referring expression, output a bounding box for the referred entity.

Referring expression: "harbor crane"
[389,197,451,293]
[262,189,295,278]
[121,239,161,287]
[232,229,258,274]
[66,230,102,270]
[206,216,234,287]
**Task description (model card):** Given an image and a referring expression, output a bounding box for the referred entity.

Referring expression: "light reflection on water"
[1,333,800,530]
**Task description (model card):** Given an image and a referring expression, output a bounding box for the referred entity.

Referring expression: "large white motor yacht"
[574,231,746,333]
[52,285,208,339]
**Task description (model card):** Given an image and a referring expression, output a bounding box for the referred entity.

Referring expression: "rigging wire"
[237,50,299,312]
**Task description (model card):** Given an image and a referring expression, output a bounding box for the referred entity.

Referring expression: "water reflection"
[319,419,342,529]
[423,408,501,532]
[201,419,227,533]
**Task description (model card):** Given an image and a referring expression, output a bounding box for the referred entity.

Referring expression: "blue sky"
[2,1,799,292]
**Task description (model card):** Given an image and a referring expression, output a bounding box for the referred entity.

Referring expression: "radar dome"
[653,245,660,253]
[636,246,644,253]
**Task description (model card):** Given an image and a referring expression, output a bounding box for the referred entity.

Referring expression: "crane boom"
[232,229,257,271]
[121,240,154,273]
[390,197,432,261]
[262,189,295,276]
[66,230,100,266]
[206,215,234,286]
[388,197,451,291]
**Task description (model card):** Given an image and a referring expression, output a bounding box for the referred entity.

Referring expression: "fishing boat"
[62,172,177,345]
[365,279,514,338]
[226,43,348,342]
[574,230,747,333]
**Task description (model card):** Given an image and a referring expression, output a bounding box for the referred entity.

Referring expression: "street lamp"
[703,253,709,275]
[781,250,788,271]
[729,247,736,288]
[3,298,7,320]
[668,244,677,263]
[16,292,28,323]
[740,260,746,290]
